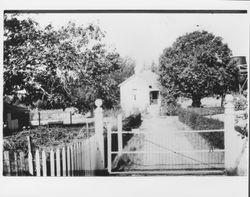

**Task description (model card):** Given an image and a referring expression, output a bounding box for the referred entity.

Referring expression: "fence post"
[224,94,238,175]
[27,136,34,175]
[117,114,123,155]
[94,99,105,169]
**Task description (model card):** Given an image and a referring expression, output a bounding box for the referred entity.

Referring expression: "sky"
[23,13,249,72]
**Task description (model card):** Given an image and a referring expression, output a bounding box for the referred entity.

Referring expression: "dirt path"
[114,115,224,172]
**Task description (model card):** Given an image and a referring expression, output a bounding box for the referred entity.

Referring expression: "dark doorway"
[150,91,159,104]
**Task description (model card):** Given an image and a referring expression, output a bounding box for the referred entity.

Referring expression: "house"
[119,70,161,113]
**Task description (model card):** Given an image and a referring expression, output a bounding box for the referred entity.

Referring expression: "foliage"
[122,112,142,131]
[4,14,134,113]
[159,30,238,107]
[3,126,92,155]
[234,94,247,111]
[234,94,248,138]
[178,108,224,149]
[185,106,224,116]
[160,103,180,116]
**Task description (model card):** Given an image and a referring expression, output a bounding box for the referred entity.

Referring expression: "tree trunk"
[191,96,201,107]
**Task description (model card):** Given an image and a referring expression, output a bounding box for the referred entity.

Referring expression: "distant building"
[230,56,248,94]
[119,70,161,113]
[3,102,30,135]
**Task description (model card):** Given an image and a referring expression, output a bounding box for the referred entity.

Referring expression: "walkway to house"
[115,110,224,173]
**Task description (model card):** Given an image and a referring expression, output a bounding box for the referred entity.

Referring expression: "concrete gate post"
[94,99,105,169]
[224,94,239,175]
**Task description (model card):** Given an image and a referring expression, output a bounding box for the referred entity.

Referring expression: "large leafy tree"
[159,30,238,107]
[4,14,134,112]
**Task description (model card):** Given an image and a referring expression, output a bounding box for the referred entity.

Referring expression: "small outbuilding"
[119,70,161,113]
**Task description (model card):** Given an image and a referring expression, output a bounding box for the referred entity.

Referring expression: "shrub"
[3,125,91,154]
[122,112,142,131]
[184,106,224,116]
[234,95,247,111]
[178,108,224,149]
[160,103,180,116]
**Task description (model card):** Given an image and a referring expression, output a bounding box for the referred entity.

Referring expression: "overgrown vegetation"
[178,108,224,149]
[234,94,248,138]
[3,125,92,155]
[184,106,224,116]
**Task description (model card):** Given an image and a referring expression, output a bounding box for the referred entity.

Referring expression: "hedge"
[178,108,224,149]
[185,106,224,116]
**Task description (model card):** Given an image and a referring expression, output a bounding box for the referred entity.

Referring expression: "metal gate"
[107,125,225,175]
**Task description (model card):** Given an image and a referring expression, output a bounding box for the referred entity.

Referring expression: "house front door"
[150,91,159,105]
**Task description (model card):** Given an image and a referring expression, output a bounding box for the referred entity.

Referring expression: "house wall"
[120,77,150,113]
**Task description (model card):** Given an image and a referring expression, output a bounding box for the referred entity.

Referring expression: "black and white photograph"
[0,0,249,196]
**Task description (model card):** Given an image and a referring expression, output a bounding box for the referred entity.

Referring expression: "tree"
[4,14,134,112]
[159,30,238,107]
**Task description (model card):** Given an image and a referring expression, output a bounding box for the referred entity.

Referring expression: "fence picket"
[35,150,41,176]
[50,150,55,176]
[42,150,47,176]
[74,144,78,175]
[62,147,66,176]
[77,143,80,174]
[107,123,112,173]
[70,146,74,176]
[78,143,81,174]
[56,148,61,176]
[79,142,82,174]
[81,142,84,174]
[27,136,34,175]
[14,152,18,176]
[80,142,84,175]
[67,146,71,176]
[19,152,25,175]
[3,151,11,176]
[82,141,86,175]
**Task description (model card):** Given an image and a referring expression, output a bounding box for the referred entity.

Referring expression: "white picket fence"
[3,135,102,176]
[3,100,106,176]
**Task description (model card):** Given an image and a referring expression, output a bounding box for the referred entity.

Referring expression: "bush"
[122,112,142,131]
[178,108,224,149]
[234,95,247,111]
[3,125,91,155]
[160,103,180,116]
[185,106,224,116]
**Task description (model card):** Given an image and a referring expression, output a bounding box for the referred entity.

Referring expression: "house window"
[132,89,137,101]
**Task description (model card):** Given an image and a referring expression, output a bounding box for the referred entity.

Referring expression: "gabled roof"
[118,70,159,89]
